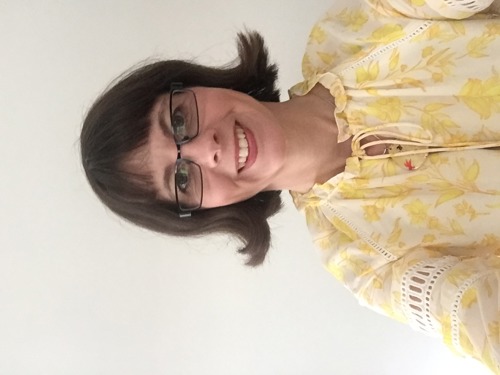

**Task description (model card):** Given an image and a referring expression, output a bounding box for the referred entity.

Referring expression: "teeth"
[239,147,248,157]
[236,126,248,170]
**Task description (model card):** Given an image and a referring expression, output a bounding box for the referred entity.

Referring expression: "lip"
[235,124,257,173]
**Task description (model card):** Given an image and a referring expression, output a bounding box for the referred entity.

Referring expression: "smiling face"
[141,87,286,209]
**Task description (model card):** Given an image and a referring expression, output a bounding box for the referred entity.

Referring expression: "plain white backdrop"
[0,1,492,374]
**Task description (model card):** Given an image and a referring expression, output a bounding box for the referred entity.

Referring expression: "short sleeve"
[366,0,494,19]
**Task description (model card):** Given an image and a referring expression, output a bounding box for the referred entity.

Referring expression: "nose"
[180,129,221,169]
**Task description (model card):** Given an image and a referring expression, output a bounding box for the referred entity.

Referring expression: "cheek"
[201,176,259,208]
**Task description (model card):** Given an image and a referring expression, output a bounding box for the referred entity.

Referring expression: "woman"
[81,0,500,372]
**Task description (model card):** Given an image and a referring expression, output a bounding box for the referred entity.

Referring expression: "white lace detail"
[341,21,433,74]
[444,0,491,11]
[402,257,459,336]
[450,270,492,353]
[325,202,397,261]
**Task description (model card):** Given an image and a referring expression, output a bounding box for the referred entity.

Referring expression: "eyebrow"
[162,164,176,203]
[157,96,171,138]
[156,96,177,202]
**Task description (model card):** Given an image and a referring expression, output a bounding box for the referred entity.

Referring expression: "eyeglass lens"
[170,90,203,211]
[170,90,199,143]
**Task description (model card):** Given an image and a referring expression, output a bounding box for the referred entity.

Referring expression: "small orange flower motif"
[404,159,415,170]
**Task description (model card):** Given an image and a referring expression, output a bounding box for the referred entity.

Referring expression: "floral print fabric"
[290,0,500,372]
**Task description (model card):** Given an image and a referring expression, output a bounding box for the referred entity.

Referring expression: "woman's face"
[143,87,286,208]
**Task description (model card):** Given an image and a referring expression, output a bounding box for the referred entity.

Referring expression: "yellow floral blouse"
[289,0,500,372]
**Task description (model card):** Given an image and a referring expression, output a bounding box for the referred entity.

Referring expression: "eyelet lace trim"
[340,21,433,74]
[325,202,397,261]
[402,257,459,336]
[444,0,491,11]
[450,270,492,353]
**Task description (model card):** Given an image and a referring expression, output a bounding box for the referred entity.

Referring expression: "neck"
[262,84,351,193]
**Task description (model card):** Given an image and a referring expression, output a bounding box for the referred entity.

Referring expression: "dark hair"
[81,31,282,266]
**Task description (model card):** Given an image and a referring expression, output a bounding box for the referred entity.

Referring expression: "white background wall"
[0,1,491,374]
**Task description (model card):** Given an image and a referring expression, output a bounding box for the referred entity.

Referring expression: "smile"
[236,125,249,170]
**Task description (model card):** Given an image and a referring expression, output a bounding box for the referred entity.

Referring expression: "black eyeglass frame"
[169,82,203,218]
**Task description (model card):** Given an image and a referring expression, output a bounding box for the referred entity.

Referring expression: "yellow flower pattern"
[458,72,500,120]
[403,199,431,224]
[290,0,500,373]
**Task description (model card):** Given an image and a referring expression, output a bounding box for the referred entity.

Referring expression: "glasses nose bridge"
[175,142,183,161]
[178,132,219,168]
[176,137,197,164]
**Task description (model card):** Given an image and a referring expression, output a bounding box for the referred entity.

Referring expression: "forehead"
[144,95,177,202]
[122,94,164,165]
[150,93,169,122]
[118,94,170,189]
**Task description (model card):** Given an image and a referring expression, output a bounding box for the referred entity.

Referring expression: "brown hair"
[80,31,282,266]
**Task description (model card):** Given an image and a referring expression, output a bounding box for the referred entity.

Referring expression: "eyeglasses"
[168,83,203,218]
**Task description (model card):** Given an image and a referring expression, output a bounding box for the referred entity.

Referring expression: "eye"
[175,165,190,193]
[171,108,187,139]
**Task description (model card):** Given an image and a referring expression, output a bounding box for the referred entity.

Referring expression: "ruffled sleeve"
[366,0,495,19]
